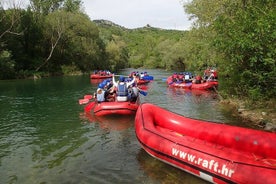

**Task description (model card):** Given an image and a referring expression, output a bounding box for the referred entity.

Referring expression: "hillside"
[93,19,188,69]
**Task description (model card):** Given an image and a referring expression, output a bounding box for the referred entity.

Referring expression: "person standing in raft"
[112,75,135,102]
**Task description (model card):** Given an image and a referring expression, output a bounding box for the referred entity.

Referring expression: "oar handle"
[113,74,130,77]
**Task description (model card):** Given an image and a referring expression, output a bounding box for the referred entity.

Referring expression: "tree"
[0,0,23,39]
[35,10,65,72]
[184,0,276,99]
[106,35,128,71]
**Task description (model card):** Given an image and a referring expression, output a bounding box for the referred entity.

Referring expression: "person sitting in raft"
[112,75,135,102]
[195,75,202,84]
[207,69,218,81]
[102,79,116,101]
[94,83,108,103]
[128,83,139,102]
[184,72,191,83]
[140,72,145,79]
[172,73,178,82]
[178,72,184,82]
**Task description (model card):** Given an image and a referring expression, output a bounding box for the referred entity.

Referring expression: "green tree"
[106,35,128,71]
[184,0,276,99]
[212,0,276,99]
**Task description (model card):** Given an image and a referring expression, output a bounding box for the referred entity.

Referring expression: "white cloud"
[82,0,192,30]
[6,0,192,30]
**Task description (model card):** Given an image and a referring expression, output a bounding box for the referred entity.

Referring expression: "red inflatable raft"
[90,74,113,79]
[191,81,218,90]
[137,79,150,85]
[135,103,276,184]
[167,76,218,90]
[85,98,140,116]
[167,76,192,89]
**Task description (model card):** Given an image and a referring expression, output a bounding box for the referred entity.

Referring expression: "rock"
[261,112,267,116]
[264,122,276,132]
[238,108,246,113]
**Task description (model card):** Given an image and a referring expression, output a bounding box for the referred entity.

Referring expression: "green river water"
[0,69,244,184]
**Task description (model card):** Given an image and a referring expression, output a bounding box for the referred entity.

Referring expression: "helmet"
[102,80,107,86]
[119,76,125,82]
[98,83,105,89]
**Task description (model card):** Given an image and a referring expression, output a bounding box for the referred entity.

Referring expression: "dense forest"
[0,0,275,103]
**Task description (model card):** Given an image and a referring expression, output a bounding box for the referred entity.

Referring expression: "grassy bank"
[220,98,276,132]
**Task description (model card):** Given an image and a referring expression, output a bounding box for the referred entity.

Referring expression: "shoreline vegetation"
[220,98,276,132]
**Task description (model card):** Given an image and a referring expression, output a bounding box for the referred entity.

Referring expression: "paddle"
[168,81,174,85]
[113,74,129,78]
[142,75,154,80]
[84,95,93,99]
[162,77,174,85]
[137,87,148,96]
[79,98,90,105]
[79,94,94,105]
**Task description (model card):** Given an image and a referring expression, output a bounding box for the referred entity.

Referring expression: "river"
[0,69,244,184]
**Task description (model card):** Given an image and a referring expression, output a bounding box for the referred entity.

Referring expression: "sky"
[81,0,193,30]
[7,0,193,31]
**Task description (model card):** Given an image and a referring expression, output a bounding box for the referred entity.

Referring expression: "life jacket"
[195,75,202,81]
[184,74,190,80]
[117,83,128,96]
[178,74,184,81]
[213,71,218,78]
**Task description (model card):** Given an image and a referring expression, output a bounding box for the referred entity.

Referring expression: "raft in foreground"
[85,98,140,116]
[135,103,276,184]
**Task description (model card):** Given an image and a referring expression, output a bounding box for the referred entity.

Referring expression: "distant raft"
[166,76,218,90]
[90,73,113,79]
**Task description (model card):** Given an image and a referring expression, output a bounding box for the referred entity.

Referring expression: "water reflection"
[136,149,209,184]
[90,78,106,85]
[79,112,134,131]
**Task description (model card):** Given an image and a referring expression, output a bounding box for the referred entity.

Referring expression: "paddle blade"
[79,98,89,105]
[139,90,148,96]
[84,95,93,100]
[84,102,96,112]
[142,76,154,80]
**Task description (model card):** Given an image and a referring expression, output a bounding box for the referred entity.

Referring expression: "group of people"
[171,68,218,84]
[92,70,112,76]
[203,67,218,81]
[129,71,149,80]
[171,72,194,83]
[94,74,139,103]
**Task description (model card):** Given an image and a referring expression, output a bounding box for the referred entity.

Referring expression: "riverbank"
[220,98,276,132]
